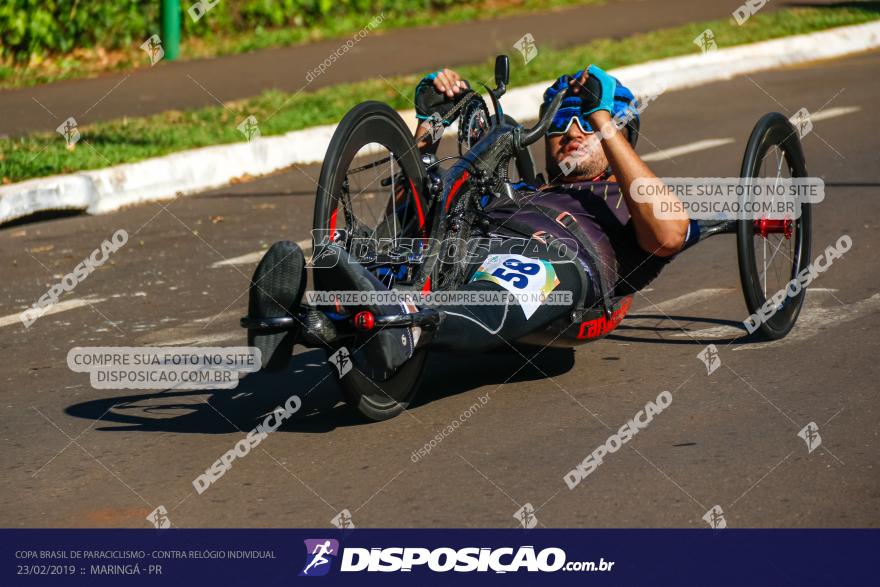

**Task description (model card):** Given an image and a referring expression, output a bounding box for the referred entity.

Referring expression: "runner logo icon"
[300,539,339,577]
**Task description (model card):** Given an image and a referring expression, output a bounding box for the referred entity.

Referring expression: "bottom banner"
[3,529,876,585]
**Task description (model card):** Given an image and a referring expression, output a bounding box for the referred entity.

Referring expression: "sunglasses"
[546,106,595,136]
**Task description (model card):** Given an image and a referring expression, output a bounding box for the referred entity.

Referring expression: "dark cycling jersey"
[482,180,675,299]
[415,180,679,350]
[309,181,680,357]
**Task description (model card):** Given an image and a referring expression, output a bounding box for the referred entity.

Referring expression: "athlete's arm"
[589,109,688,256]
[572,66,689,257]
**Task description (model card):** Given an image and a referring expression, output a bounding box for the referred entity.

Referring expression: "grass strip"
[0,0,599,89]
[2,5,877,184]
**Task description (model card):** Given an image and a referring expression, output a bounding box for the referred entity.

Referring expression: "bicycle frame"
[406,68,568,285]
[243,54,788,343]
[411,117,523,290]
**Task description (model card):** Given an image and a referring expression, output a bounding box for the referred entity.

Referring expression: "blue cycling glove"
[579,64,617,116]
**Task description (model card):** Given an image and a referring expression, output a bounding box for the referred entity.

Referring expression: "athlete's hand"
[568,64,616,116]
[414,68,471,126]
[432,68,469,98]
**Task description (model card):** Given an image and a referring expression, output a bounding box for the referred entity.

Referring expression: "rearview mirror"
[495,55,509,88]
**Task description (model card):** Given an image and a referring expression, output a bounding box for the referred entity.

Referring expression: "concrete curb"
[3,21,879,225]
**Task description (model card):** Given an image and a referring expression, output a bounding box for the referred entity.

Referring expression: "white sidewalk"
[2,21,879,225]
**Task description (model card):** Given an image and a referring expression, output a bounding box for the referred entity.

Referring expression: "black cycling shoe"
[247,240,306,371]
[312,244,416,375]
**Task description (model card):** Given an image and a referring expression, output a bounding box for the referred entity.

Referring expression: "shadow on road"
[1,208,85,229]
[609,314,758,346]
[64,345,574,434]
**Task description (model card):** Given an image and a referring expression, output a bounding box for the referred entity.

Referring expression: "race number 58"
[491,259,540,289]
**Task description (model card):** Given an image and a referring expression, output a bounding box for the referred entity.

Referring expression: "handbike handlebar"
[516,89,566,148]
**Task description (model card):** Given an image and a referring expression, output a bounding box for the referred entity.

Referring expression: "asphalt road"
[0,0,833,137]
[1,50,878,529]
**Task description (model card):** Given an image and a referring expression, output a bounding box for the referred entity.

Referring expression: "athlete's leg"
[311,244,421,373]
[254,239,593,373]
[428,238,591,352]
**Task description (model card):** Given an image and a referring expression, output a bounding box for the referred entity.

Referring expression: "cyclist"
[249,65,690,375]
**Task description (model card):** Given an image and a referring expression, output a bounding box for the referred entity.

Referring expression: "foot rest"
[241,309,441,332]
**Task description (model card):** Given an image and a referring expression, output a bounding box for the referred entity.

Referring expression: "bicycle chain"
[414,89,477,147]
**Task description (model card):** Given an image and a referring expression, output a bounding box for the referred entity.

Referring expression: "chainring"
[458,96,492,156]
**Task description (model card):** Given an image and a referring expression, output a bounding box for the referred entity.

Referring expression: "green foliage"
[0,1,155,63]
[3,5,877,183]
[0,1,477,62]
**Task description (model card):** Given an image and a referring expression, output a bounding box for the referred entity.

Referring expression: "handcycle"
[242,55,812,421]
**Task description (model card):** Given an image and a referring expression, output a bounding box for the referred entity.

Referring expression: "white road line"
[211,250,264,268]
[0,295,107,329]
[139,310,242,345]
[631,288,734,314]
[664,291,878,346]
[735,292,880,350]
[639,107,857,164]
[666,289,834,338]
[672,323,744,339]
[209,108,862,271]
[809,106,860,122]
[641,138,735,162]
[211,238,312,268]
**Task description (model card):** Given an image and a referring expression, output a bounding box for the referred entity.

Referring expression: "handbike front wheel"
[331,346,429,421]
[737,112,812,340]
[314,101,430,421]
[313,100,429,252]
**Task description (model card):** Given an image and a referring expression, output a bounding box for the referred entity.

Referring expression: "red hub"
[353,310,375,331]
[754,217,793,240]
